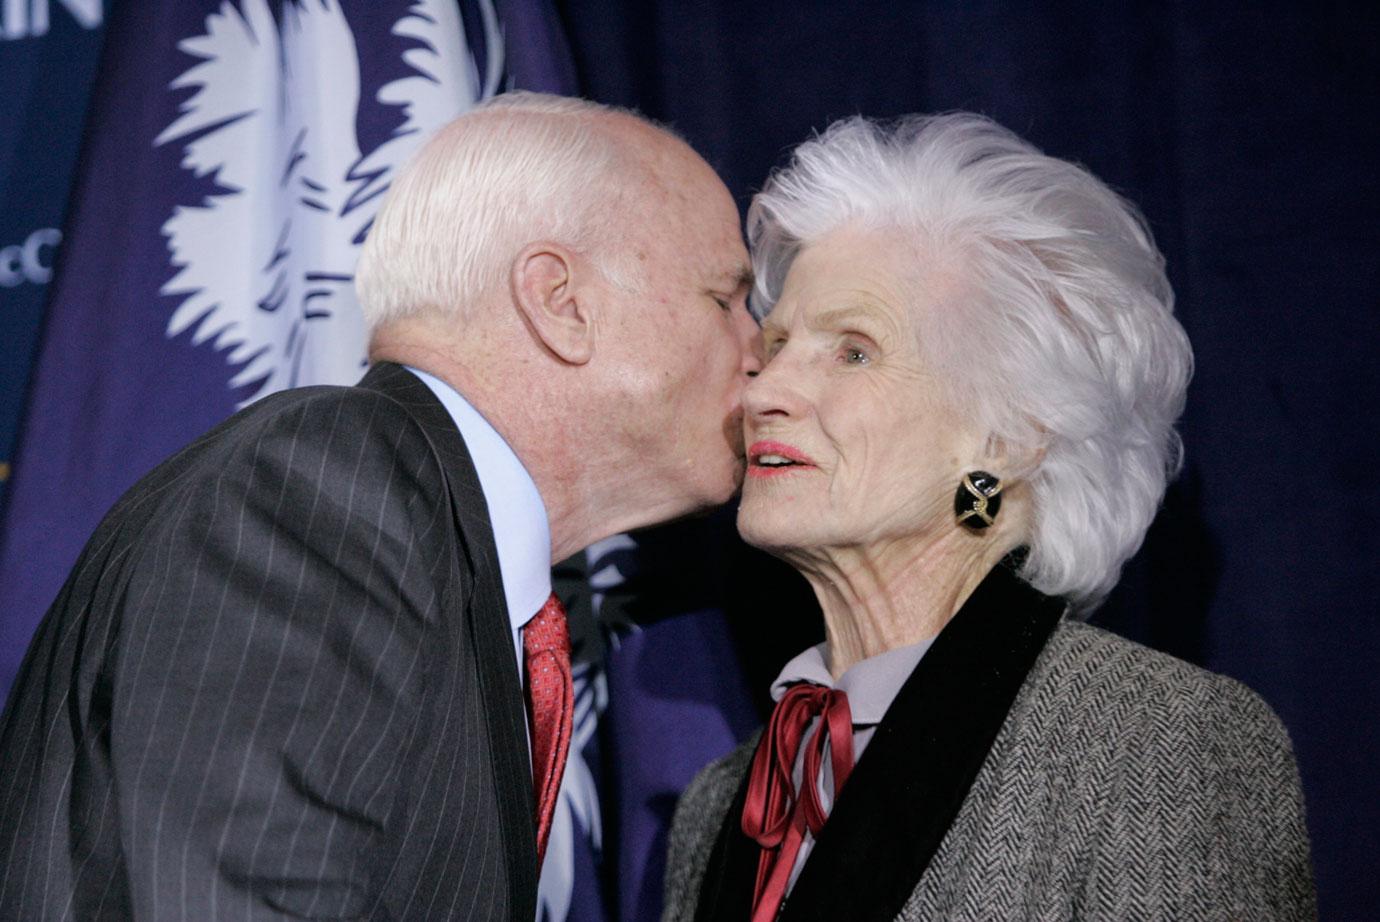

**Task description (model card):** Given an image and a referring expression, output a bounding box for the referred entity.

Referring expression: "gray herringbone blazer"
[665,593,1316,921]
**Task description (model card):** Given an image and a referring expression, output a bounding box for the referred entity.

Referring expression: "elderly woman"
[663,114,1315,921]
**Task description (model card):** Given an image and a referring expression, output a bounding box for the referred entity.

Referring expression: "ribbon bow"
[741,682,854,921]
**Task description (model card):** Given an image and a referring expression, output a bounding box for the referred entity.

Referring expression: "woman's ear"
[510,242,595,365]
[978,432,1046,482]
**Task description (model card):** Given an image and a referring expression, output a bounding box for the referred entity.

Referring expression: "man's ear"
[510,242,595,365]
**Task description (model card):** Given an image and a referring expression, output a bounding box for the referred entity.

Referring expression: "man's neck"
[372,330,674,565]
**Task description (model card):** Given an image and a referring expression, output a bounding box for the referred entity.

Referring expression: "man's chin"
[655,464,741,525]
[702,476,742,510]
[703,451,747,503]
[729,454,748,491]
[663,451,745,519]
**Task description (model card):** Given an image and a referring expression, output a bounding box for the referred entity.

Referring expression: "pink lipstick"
[747,440,816,478]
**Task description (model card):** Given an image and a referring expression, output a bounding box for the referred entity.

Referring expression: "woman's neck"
[785,530,1020,679]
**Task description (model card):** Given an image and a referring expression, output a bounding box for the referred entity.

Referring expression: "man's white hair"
[356,92,641,329]
[748,113,1193,611]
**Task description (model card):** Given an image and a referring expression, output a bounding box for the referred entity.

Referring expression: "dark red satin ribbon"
[741,682,854,922]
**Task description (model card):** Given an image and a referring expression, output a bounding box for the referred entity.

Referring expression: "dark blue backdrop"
[0,2,1375,918]
[553,1,1379,918]
[0,0,106,502]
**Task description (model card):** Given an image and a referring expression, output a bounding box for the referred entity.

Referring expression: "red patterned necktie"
[523,592,574,866]
[741,682,854,922]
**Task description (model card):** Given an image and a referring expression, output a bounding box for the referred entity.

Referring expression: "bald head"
[357,93,760,561]
[355,92,706,334]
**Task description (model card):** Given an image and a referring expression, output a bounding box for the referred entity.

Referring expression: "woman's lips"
[747,440,817,478]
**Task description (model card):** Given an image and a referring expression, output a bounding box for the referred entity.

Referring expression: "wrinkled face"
[739,228,984,554]
[605,144,761,513]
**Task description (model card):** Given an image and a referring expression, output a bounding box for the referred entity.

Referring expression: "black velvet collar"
[694,558,1065,922]
[357,363,539,919]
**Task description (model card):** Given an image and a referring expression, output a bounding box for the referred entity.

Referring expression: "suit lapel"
[697,562,1064,922]
[357,363,538,918]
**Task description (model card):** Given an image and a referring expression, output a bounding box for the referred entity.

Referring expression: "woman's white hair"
[749,113,1193,611]
[356,92,639,329]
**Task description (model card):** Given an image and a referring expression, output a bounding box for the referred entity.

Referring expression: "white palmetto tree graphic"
[156,7,612,919]
[155,0,502,403]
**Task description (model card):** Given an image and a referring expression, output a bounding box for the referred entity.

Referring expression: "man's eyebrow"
[711,265,755,292]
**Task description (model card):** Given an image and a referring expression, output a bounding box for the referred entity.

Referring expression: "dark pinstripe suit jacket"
[0,363,538,920]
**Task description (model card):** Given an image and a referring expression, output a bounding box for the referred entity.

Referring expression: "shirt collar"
[770,635,935,726]
[405,367,551,631]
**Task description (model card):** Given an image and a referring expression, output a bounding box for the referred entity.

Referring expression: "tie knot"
[524,592,570,657]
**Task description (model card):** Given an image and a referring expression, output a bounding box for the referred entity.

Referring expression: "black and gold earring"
[955,471,1002,531]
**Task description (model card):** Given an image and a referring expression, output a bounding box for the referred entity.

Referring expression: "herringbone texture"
[664,621,1317,921]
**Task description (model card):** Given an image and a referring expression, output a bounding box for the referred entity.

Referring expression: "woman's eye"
[842,345,870,365]
[711,296,731,312]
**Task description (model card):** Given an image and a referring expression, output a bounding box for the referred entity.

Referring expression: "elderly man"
[0,93,760,921]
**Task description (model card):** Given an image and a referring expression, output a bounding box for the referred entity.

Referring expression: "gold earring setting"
[955,471,1003,531]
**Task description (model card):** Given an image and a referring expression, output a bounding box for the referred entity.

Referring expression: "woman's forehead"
[779,230,968,323]
[767,250,921,334]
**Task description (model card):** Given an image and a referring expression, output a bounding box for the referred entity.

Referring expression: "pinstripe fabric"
[0,363,537,920]
[664,620,1318,922]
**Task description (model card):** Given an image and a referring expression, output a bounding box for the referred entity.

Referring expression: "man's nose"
[735,308,764,378]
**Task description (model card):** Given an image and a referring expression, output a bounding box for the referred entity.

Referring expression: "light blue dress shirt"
[408,368,581,919]
[404,367,552,684]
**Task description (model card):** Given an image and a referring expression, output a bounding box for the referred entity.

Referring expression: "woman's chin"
[736,505,810,552]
